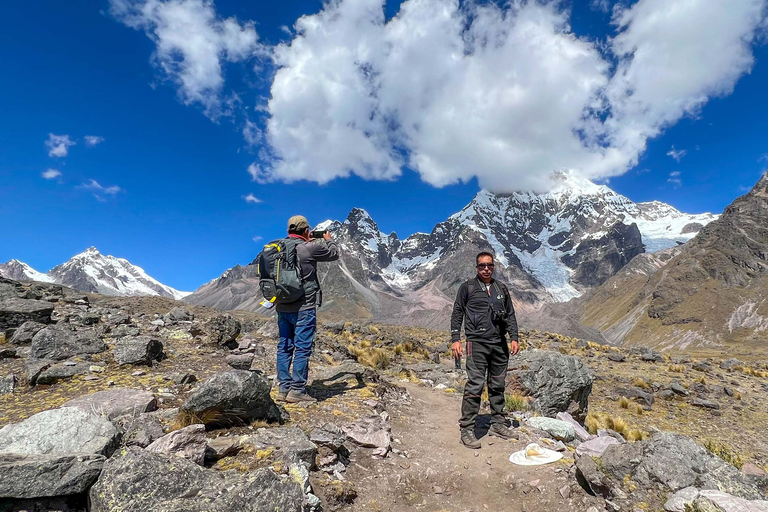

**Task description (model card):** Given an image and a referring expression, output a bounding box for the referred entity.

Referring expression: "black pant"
[460,339,509,429]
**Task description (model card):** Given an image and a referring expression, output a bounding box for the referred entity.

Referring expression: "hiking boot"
[275,391,288,402]
[488,423,519,440]
[286,390,317,403]
[460,428,481,449]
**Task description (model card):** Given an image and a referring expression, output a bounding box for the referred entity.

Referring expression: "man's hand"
[323,231,332,241]
[451,341,463,359]
[509,340,519,355]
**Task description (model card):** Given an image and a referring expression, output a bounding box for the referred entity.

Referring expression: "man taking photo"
[273,215,338,403]
[450,252,520,449]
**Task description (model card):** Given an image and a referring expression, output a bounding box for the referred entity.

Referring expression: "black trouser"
[460,339,509,429]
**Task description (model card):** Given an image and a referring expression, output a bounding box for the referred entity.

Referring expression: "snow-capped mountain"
[0,247,190,300]
[325,173,717,302]
[186,173,718,328]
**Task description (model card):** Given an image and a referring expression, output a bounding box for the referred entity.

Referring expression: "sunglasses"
[476,263,494,269]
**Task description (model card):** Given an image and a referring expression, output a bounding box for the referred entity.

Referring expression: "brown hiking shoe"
[275,391,288,402]
[460,428,481,449]
[286,390,317,403]
[488,423,519,440]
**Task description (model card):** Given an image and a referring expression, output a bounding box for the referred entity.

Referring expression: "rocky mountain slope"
[187,174,716,328]
[536,172,768,353]
[0,247,189,300]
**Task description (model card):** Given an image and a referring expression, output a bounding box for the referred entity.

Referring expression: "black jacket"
[450,277,519,343]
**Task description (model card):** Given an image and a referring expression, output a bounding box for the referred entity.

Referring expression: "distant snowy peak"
[1,247,190,300]
[0,259,55,283]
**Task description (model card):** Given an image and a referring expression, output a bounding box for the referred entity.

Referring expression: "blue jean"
[276,309,317,393]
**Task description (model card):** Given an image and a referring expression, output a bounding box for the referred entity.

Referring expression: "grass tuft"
[704,439,744,468]
[632,378,651,390]
[505,392,530,412]
[619,397,630,409]
[668,364,686,373]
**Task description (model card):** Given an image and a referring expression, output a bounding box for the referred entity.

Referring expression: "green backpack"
[255,238,304,304]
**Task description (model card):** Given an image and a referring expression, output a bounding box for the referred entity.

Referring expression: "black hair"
[288,227,309,235]
[476,251,494,265]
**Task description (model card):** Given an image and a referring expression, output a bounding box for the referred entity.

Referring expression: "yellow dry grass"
[632,378,651,390]
[619,397,630,409]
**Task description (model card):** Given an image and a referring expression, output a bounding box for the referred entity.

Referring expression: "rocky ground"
[1,276,768,512]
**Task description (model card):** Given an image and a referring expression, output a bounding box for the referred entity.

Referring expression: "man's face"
[476,255,494,280]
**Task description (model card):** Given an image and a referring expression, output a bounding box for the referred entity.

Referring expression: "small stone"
[89,365,105,373]
[132,370,146,376]
[527,479,540,487]
[84,376,99,381]
[433,486,444,494]
[559,485,571,499]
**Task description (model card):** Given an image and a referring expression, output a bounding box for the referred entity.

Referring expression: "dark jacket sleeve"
[308,240,339,262]
[450,282,468,343]
[503,286,519,342]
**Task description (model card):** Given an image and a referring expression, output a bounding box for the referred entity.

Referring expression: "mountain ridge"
[0,247,190,300]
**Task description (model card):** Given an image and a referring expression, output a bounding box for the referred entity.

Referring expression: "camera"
[492,307,509,324]
[310,229,328,239]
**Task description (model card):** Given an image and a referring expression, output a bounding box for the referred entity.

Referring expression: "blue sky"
[1,0,766,292]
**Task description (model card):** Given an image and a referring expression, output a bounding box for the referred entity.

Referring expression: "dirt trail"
[346,382,603,512]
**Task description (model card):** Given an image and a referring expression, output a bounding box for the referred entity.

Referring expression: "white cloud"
[590,0,612,13]
[45,133,76,158]
[252,235,263,242]
[668,171,682,188]
[669,171,681,177]
[666,146,687,162]
[41,169,62,179]
[243,119,261,146]
[84,135,105,146]
[257,0,766,192]
[80,179,124,200]
[110,0,263,119]
[243,193,261,203]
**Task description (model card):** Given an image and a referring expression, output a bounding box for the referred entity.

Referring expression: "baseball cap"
[287,215,310,232]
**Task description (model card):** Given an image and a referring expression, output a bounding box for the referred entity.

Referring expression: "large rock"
[342,415,391,457]
[526,417,576,442]
[204,314,241,349]
[0,374,16,395]
[506,349,593,421]
[62,389,158,421]
[0,453,106,499]
[9,321,45,344]
[0,298,53,330]
[242,427,317,469]
[181,370,280,426]
[36,362,91,385]
[115,412,165,448]
[0,407,119,457]
[0,407,118,499]
[89,447,305,512]
[166,307,193,322]
[588,432,765,501]
[29,325,107,361]
[113,336,163,366]
[146,424,207,466]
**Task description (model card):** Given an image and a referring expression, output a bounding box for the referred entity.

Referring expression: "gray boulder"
[0,374,16,395]
[113,336,163,366]
[29,325,106,361]
[115,412,165,448]
[0,453,105,499]
[146,424,207,466]
[226,353,255,370]
[506,349,593,421]
[0,298,54,330]
[62,389,157,421]
[166,307,193,322]
[181,370,280,426]
[204,314,241,349]
[592,432,765,500]
[0,407,118,457]
[110,324,141,338]
[243,427,317,468]
[310,423,348,452]
[36,362,91,385]
[342,415,391,457]
[0,407,119,499]
[89,447,305,512]
[617,386,655,407]
[9,321,45,344]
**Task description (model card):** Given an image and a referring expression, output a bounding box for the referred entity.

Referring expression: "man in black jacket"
[451,251,520,449]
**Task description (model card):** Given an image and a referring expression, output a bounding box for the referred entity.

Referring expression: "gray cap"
[287,215,310,232]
